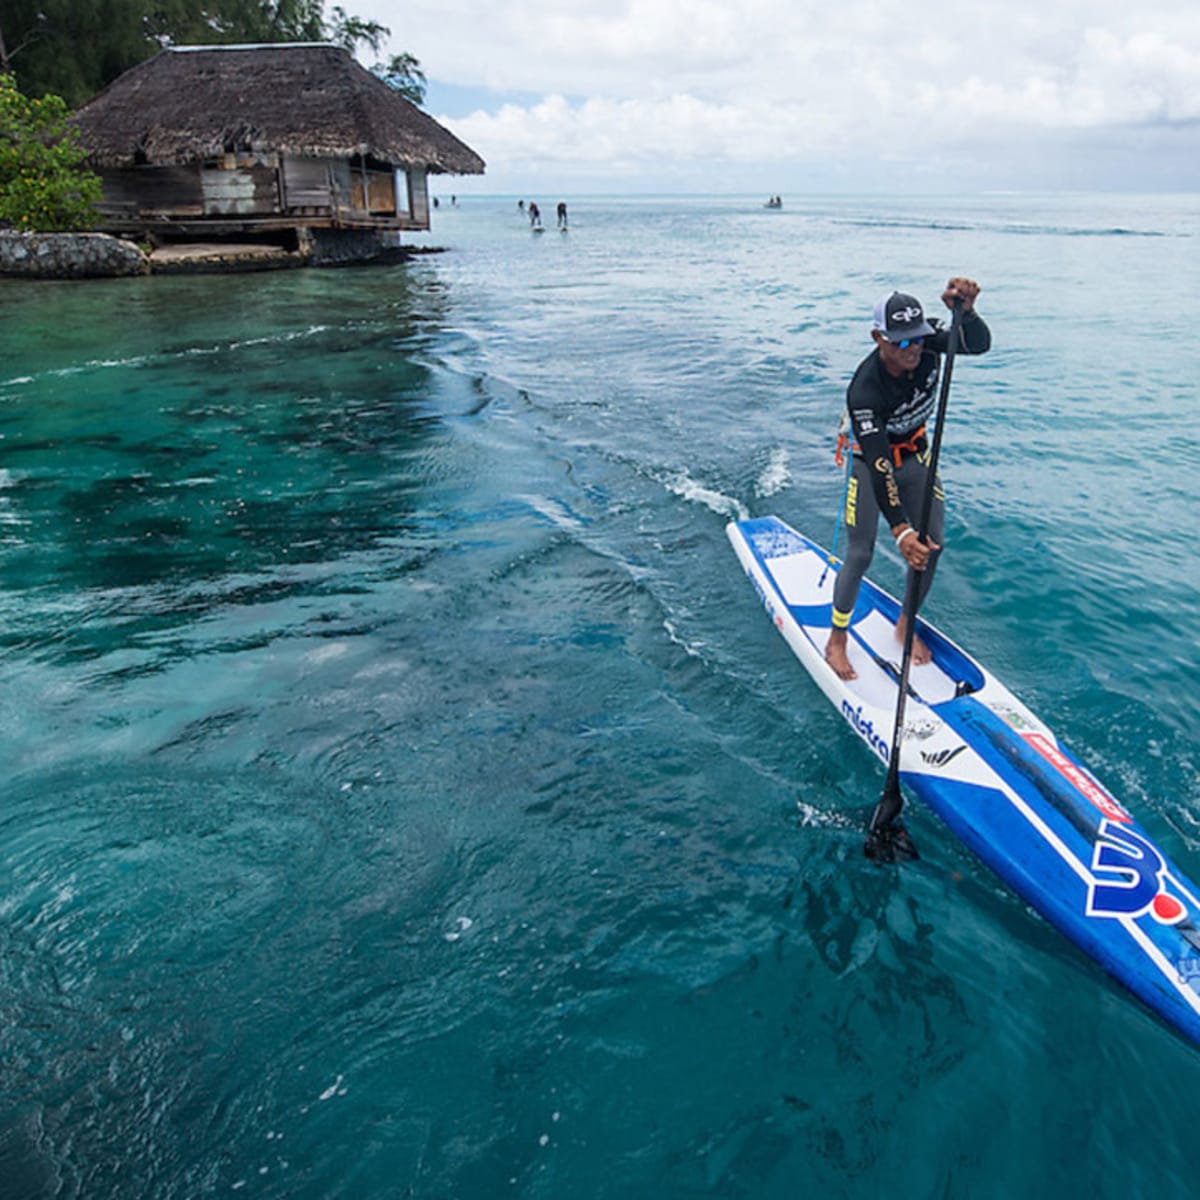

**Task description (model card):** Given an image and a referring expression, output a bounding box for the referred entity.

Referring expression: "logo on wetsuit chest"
[885,366,939,436]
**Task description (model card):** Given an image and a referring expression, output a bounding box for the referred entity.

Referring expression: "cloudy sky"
[349,0,1200,194]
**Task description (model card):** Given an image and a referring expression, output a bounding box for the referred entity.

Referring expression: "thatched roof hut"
[74,43,484,175]
[71,43,484,247]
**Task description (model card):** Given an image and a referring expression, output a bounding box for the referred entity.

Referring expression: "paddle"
[864,297,965,863]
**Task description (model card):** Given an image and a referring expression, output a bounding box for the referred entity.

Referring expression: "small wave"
[662,616,707,659]
[1059,227,1167,238]
[197,324,334,355]
[0,468,25,526]
[663,469,747,521]
[517,493,586,533]
[831,217,975,233]
[14,326,337,385]
[990,222,1167,239]
[755,447,791,498]
[831,215,1168,239]
[41,355,155,378]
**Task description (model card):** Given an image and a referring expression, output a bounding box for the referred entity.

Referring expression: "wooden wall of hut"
[200,163,280,216]
[97,166,205,219]
[93,157,434,233]
[281,158,332,210]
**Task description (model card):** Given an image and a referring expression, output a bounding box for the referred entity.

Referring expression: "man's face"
[874,330,924,375]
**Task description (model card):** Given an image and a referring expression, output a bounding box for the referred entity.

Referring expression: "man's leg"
[826,459,878,680]
[894,452,945,664]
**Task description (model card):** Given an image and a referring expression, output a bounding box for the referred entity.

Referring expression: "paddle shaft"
[872,299,965,824]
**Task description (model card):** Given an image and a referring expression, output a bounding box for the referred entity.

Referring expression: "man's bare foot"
[825,629,857,680]
[895,614,931,665]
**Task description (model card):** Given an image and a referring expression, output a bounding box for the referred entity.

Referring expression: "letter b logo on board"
[1086,819,1186,924]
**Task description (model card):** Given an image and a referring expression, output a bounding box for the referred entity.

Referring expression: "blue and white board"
[729,514,1200,1047]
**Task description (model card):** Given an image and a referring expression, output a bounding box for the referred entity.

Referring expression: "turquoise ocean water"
[2,194,1198,1198]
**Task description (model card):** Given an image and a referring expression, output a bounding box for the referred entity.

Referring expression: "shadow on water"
[0,764,464,1199]
[0,267,466,664]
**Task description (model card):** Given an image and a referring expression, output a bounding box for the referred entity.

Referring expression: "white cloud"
[350,0,1200,188]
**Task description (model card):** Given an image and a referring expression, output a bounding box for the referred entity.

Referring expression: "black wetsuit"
[831,310,991,629]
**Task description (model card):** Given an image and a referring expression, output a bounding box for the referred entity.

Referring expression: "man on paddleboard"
[825,279,991,681]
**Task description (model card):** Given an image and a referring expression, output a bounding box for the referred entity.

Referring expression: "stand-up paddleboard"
[729,514,1200,1047]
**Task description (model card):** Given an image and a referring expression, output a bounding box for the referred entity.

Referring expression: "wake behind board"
[729,514,1200,1047]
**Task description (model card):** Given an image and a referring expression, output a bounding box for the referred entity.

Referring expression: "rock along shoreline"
[0,231,148,278]
[0,231,436,279]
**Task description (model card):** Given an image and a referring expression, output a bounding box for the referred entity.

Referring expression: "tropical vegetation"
[0,72,102,231]
[0,1,426,108]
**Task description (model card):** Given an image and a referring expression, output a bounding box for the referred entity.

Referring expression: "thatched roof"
[72,43,485,175]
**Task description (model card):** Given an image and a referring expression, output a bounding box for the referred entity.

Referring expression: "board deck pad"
[729,514,1200,1048]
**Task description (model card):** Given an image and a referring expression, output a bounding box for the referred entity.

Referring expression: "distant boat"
[764,195,783,209]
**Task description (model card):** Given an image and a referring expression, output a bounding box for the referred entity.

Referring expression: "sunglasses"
[883,335,925,350]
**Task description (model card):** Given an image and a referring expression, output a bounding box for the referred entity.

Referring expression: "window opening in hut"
[394,169,410,217]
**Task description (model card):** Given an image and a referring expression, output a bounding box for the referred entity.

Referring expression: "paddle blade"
[869,777,904,831]
[864,820,920,863]
[864,781,919,862]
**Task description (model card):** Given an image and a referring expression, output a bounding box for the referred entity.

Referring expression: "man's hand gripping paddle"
[864,299,964,864]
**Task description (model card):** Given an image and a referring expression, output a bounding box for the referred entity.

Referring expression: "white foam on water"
[0,469,25,526]
[755,446,791,498]
[305,642,351,666]
[664,469,748,522]
[19,326,337,385]
[518,493,584,533]
[444,916,474,942]
[795,800,858,830]
[662,617,706,659]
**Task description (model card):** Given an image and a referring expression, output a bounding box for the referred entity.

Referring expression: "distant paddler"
[824,279,991,681]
